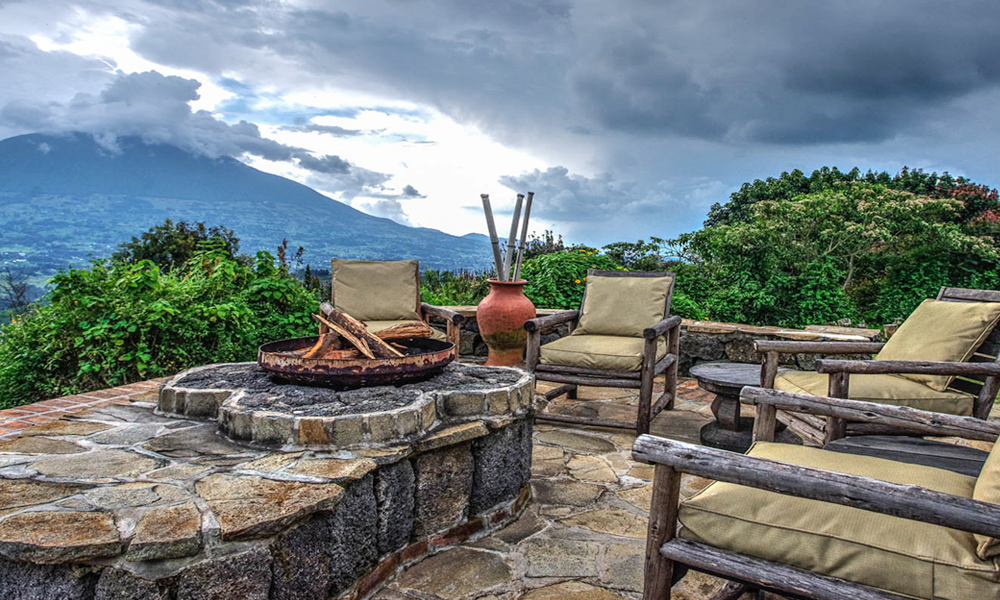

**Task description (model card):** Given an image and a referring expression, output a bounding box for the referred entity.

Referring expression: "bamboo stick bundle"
[481,194,505,279]
[502,193,524,280]
[512,191,534,281]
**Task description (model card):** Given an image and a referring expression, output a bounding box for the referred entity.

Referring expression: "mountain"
[0,132,492,283]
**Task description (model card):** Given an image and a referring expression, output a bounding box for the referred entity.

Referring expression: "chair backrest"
[937,287,1000,418]
[575,269,675,337]
[329,258,422,322]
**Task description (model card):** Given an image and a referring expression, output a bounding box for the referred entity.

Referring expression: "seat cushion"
[539,334,665,372]
[875,299,1000,391]
[364,320,447,342]
[973,440,1000,559]
[575,272,673,337]
[775,370,975,416]
[331,258,422,322]
[679,442,998,600]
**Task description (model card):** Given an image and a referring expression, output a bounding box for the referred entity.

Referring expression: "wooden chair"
[330,258,464,356]
[524,269,681,435]
[756,286,1000,445]
[635,385,1000,600]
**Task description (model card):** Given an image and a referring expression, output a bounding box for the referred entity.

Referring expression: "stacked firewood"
[293,302,434,360]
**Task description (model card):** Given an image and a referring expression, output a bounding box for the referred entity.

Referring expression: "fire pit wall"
[0,363,533,600]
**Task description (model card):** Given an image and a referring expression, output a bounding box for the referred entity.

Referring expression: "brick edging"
[0,378,167,438]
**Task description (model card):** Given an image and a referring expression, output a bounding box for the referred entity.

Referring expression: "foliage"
[420,269,491,305]
[672,182,1000,327]
[112,219,246,272]
[602,238,672,272]
[520,250,624,309]
[0,239,317,408]
[522,230,566,260]
[704,166,996,228]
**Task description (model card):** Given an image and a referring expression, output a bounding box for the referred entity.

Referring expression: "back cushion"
[575,272,673,337]
[875,299,1000,391]
[973,442,1000,559]
[330,258,421,322]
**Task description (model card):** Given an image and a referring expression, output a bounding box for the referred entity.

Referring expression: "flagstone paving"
[375,379,765,600]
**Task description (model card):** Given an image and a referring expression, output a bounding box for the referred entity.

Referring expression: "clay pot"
[477,279,536,367]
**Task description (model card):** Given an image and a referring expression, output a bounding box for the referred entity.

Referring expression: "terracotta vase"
[477,279,536,367]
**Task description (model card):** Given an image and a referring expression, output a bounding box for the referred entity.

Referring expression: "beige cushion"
[330,258,421,322]
[876,299,1000,391]
[575,273,673,337]
[973,441,1000,560]
[364,320,447,342]
[539,334,665,372]
[679,442,997,600]
[775,370,975,416]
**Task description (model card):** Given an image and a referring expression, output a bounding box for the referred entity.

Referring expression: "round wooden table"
[690,362,801,452]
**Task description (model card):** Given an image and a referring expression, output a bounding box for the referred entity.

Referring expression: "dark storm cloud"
[402,185,424,198]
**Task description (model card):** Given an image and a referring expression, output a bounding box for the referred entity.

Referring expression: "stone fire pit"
[0,363,535,600]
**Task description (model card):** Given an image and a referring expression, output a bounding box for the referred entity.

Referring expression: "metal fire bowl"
[257,336,455,389]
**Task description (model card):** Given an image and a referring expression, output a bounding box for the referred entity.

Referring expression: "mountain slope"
[0,133,492,278]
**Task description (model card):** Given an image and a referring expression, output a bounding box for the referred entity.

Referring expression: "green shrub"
[520,250,624,309]
[0,240,317,408]
[420,269,490,305]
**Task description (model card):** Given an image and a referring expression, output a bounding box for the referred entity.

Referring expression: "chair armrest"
[754,340,885,354]
[816,358,1000,377]
[420,303,465,325]
[643,315,682,340]
[631,435,1000,539]
[741,386,1000,441]
[524,310,579,332]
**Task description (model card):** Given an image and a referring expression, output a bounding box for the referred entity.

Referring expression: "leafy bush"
[420,269,490,305]
[520,250,624,309]
[0,240,317,408]
[112,219,245,271]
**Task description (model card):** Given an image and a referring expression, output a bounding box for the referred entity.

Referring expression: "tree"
[0,267,30,315]
[113,219,245,271]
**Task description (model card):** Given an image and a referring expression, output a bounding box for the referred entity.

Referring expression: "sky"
[3,0,1000,247]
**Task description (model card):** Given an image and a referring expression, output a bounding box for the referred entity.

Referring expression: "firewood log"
[300,332,343,359]
[373,321,434,342]
[316,304,404,359]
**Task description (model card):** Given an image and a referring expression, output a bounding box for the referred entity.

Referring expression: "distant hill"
[0,132,492,285]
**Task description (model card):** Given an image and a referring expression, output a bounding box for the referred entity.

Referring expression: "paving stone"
[286,457,377,481]
[492,508,546,545]
[88,424,165,446]
[531,480,604,507]
[84,482,189,509]
[534,430,616,454]
[126,502,202,561]
[393,548,511,600]
[143,424,254,458]
[413,442,473,536]
[566,455,618,483]
[88,404,175,424]
[0,480,90,516]
[146,464,210,480]
[0,511,122,562]
[195,473,344,540]
[523,538,601,577]
[520,580,627,600]
[175,546,272,600]
[530,445,565,477]
[238,452,305,472]
[617,484,652,513]
[0,557,97,600]
[562,507,648,539]
[0,436,84,455]
[32,449,164,479]
[626,464,654,481]
[95,568,170,600]
[17,420,113,438]
[375,459,415,554]
[601,542,645,592]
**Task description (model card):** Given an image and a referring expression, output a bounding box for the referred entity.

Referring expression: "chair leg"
[637,337,657,435]
[567,385,578,399]
[643,463,682,600]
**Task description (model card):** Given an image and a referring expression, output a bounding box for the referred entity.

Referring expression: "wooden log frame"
[632,433,1000,600]
[524,270,680,435]
[755,286,1000,442]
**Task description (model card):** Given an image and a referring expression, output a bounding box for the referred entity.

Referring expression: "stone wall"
[435,307,882,374]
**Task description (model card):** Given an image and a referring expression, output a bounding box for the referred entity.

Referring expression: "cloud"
[401,184,424,198]
[280,123,365,137]
[353,198,412,226]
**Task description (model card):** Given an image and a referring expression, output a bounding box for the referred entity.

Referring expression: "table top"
[689,362,789,391]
